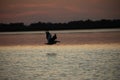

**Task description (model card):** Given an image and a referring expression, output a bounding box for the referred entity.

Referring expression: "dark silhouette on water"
[45,31,60,44]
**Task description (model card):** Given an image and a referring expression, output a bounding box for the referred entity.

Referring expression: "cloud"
[0,10,48,19]
[0,0,120,24]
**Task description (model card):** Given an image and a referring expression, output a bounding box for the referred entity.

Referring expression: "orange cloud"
[7,2,58,10]
[0,10,48,19]
[0,0,120,24]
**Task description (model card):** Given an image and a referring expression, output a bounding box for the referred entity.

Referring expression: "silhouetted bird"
[46,31,52,42]
[45,31,57,44]
[52,34,57,41]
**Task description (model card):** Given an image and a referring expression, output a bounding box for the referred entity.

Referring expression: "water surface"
[0,44,120,80]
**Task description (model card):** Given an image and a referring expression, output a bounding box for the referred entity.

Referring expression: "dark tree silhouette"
[0,19,120,32]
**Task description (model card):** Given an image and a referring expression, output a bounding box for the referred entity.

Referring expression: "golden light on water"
[0,43,120,51]
[0,44,120,80]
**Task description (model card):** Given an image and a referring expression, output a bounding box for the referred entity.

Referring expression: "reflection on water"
[0,29,120,46]
[0,44,120,80]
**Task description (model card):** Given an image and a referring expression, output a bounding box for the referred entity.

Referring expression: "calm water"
[0,29,120,46]
[0,45,120,80]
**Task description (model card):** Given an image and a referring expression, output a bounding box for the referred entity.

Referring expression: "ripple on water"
[0,44,120,80]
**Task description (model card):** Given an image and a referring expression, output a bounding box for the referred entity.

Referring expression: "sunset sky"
[0,0,120,24]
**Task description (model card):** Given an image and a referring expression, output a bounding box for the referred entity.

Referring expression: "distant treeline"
[0,19,120,32]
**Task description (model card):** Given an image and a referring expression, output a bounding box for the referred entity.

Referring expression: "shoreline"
[0,28,120,35]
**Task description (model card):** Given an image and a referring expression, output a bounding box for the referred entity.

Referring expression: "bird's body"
[45,31,57,44]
